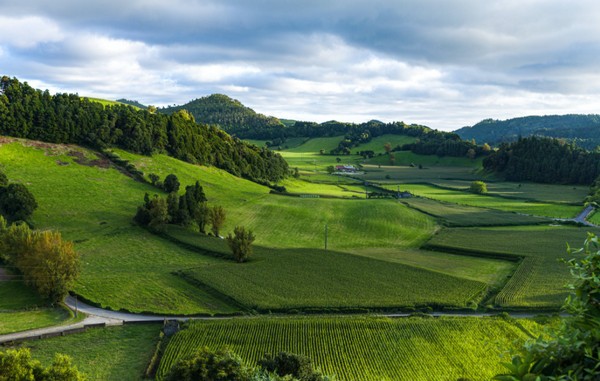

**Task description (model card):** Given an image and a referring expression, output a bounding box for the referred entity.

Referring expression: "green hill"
[455,114,600,149]
[159,94,285,138]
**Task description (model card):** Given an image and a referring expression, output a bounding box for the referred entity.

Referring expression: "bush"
[226,226,256,263]
[469,181,488,194]
[164,347,249,381]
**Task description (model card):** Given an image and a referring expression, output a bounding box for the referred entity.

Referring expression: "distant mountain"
[116,99,147,109]
[455,114,600,150]
[159,94,285,139]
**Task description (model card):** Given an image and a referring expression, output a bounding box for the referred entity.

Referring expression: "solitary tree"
[384,142,392,153]
[226,226,255,263]
[0,183,38,223]
[208,206,226,237]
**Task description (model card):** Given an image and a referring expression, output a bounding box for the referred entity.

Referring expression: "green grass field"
[382,183,581,218]
[157,316,537,381]
[0,308,76,335]
[351,134,418,153]
[115,149,437,251]
[0,141,240,315]
[17,324,161,381]
[0,270,77,334]
[426,225,597,308]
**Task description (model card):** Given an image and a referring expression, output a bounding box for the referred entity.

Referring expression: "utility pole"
[324,224,328,251]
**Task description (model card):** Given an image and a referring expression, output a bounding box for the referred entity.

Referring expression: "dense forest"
[0,77,288,183]
[455,115,600,150]
[483,136,600,184]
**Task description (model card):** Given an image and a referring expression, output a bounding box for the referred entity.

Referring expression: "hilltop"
[455,114,600,149]
[159,94,285,138]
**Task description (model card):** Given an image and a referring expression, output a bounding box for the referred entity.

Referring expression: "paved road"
[0,295,564,344]
[554,205,596,227]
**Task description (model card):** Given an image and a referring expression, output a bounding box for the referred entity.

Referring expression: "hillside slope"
[159,94,285,138]
[455,115,600,149]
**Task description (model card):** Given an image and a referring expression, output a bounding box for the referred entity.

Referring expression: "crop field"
[426,225,599,307]
[429,180,588,204]
[401,197,548,227]
[156,316,536,381]
[18,324,161,381]
[168,225,515,292]
[361,164,485,183]
[178,242,487,310]
[381,183,581,218]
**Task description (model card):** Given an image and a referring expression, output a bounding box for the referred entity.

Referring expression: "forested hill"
[455,115,600,150]
[0,77,288,183]
[483,136,600,185]
[159,94,285,139]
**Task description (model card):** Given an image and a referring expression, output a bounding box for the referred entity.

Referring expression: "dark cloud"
[2,0,600,130]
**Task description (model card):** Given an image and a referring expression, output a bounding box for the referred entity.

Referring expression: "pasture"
[156,316,538,381]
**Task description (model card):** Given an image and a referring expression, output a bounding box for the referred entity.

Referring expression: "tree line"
[483,136,600,185]
[0,77,288,183]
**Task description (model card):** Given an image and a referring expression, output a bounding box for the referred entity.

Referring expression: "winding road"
[0,295,563,344]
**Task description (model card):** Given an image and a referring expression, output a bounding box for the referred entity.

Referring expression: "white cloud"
[0,16,64,48]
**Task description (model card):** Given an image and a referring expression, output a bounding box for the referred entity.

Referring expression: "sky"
[2,0,600,131]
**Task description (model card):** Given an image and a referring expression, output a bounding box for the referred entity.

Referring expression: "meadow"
[156,316,538,381]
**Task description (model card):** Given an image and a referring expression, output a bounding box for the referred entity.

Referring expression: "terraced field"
[156,316,538,381]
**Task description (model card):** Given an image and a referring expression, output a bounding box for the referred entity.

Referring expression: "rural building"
[335,165,357,173]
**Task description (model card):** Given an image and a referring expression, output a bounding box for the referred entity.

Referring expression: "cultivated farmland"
[156,316,539,381]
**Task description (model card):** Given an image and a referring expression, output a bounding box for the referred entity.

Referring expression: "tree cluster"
[165,348,335,381]
[135,179,225,235]
[0,217,80,303]
[483,136,600,185]
[399,132,489,158]
[0,348,86,381]
[0,77,288,183]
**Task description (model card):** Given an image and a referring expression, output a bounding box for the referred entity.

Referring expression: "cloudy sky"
[2,0,600,130]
